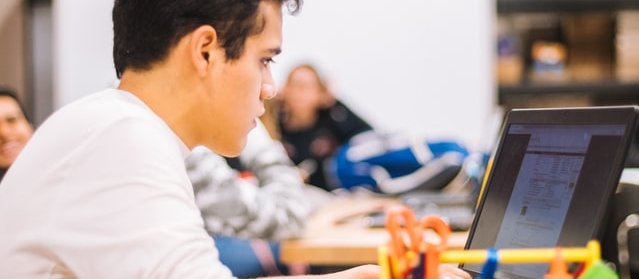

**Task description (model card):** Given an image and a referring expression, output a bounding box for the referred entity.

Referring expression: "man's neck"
[118,69,197,149]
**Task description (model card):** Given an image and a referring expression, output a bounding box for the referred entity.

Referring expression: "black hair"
[0,86,29,122]
[112,0,302,79]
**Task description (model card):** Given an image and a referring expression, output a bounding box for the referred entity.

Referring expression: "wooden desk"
[281,197,469,265]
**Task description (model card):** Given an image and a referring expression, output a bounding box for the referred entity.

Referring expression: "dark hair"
[0,86,29,122]
[112,0,302,79]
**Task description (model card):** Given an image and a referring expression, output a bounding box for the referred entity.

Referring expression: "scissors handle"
[386,206,422,255]
[419,214,451,248]
[385,206,453,279]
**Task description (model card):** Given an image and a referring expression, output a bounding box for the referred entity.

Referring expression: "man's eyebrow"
[267,47,282,55]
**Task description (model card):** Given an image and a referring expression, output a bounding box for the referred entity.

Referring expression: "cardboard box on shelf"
[616,11,639,81]
[561,13,615,81]
[562,13,614,43]
[498,56,524,85]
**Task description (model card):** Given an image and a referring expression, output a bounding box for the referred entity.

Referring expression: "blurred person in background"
[278,64,373,191]
[0,86,33,181]
[276,65,475,197]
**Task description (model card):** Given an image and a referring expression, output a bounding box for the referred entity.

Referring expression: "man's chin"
[206,139,246,158]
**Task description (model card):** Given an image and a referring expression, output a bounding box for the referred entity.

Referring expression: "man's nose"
[261,83,277,100]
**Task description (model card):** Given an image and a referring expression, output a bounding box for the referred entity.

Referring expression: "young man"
[0,1,468,278]
[0,86,33,180]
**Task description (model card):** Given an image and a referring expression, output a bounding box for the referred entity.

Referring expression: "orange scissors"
[385,205,451,279]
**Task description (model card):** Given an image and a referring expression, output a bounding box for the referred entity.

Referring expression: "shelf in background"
[498,0,639,13]
[498,79,639,103]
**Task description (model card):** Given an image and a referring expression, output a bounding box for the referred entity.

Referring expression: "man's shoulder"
[55,89,156,123]
[40,89,168,139]
[30,89,181,159]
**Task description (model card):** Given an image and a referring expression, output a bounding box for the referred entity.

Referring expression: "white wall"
[53,0,117,107]
[273,0,497,149]
[52,0,496,149]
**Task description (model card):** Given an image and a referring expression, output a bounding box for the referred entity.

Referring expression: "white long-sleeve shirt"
[0,89,233,278]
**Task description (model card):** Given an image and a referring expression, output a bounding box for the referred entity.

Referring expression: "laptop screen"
[462,107,637,279]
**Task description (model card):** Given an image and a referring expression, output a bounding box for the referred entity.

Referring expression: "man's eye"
[261,58,276,66]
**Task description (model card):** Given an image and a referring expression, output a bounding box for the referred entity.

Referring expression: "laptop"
[461,106,639,279]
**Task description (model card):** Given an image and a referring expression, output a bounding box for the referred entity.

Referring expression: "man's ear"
[189,25,218,77]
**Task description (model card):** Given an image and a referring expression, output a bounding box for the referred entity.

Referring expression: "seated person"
[276,65,476,195]
[0,0,386,278]
[278,64,373,191]
[186,120,316,277]
[0,86,33,181]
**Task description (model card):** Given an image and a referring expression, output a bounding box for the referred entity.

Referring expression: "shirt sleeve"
[187,121,309,240]
[50,117,234,279]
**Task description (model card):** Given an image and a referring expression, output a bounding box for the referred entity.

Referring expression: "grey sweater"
[185,122,309,240]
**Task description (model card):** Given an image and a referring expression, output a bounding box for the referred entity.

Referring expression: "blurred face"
[197,1,281,156]
[282,67,324,116]
[0,96,33,168]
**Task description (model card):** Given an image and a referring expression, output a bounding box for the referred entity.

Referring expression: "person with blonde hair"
[278,64,373,191]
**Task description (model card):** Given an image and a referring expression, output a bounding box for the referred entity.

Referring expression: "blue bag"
[328,133,470,194]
